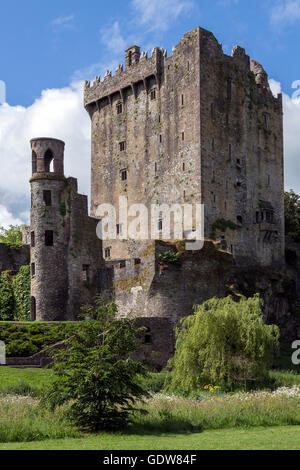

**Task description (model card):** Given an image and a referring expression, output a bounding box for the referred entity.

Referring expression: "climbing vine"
[13,265,31,321]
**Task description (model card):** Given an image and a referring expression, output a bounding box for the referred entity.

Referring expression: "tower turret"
[30,138,69,321]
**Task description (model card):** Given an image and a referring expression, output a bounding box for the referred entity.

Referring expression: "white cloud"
[131,0,194,32]
[271,0,300,25]
[100,21,127,55]
[51,14,76,32]
[0,205,22,228]
[0,81,90,225]
[270,78,300,194]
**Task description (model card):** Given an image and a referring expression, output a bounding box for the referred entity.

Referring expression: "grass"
[0,367,54,396]
[0,395,80,442]
[1,367,300,449]
[0,426,300,450]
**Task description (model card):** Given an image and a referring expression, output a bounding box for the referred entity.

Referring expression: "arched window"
[31,296,36,321]
[32,151,37,173]
[44,149,54,172]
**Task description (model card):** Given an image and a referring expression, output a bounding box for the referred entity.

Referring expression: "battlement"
[84,26,280,115]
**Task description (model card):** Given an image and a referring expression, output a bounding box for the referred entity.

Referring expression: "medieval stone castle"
[21,27,293,366]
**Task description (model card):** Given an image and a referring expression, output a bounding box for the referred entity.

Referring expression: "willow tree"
[166,295,279,392]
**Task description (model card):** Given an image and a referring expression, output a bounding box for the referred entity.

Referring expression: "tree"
[166,295,279,393]
[13,265,31,321]
[284,190,300,242]
[43,302,148,431]
[0,225,23,248]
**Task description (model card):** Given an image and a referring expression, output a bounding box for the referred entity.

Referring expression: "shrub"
[0,271,14,321]
[43,303,149,432]
[159,251,180,264]
[166,295,279,393]
[13,265,31,321]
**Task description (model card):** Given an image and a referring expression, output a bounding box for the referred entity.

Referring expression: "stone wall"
[0,243,29,272]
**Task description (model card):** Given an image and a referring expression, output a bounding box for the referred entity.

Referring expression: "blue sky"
[0,0,300,225]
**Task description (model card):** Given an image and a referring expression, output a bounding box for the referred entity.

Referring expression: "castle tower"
[30,138,69,321]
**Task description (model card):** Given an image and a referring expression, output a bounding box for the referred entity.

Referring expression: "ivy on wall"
[0,265,30,321]
[13,265,31,321]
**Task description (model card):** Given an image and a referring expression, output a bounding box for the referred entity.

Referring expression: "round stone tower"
[30,138,69,321]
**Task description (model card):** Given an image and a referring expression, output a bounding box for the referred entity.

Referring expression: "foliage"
[0,322,80,357]
[159,251,180,264]
[13,265,31,321]
[0,225,23,248]
[43,303,149,432]
[284,190,300,242]
[166,295,280,393]
[80,292,118,320]
[0,272,14,321]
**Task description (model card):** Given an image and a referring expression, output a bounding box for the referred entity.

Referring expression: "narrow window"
[150,89,156,100]
[116,103,123,114]
[32,151,37,174]
[116,224,123,236]
[261,211,264,221]
[82,265,89,282]
[213,194,216,203]
[211,137,215,151]
[211,103,215,119]
[128,51,132,66]
[31,231,35,247]
[121,169,127,181]
[134,258,141,265]
[30,296,36,321]
[31,263,35,277]
[158,219,163,231]
[236,158,241,165]
[155,162,157,174]
[237,215,243,225]
[182,162,185,171]
[105,247,111,258]
[158,114,161,123]
[43,190,52,207]
[45,230,53,246]
[227,78,232,101]
[44,149,54,173]
[181,94,184,106]
[264,113,270,129]
[120,260,126,268]
[256,211,260,224]
[159,134,162,143]
[267,175,271,186]
[183,190,186,199]
[119,141,126,152]
[182,132,185,141]
[145,334,152,344]
[187,61,190,71]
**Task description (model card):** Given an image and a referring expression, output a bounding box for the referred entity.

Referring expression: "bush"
[0,323,80,357]
[13,265,31,321]
[0,271,14,321]
[166,295,279,393]
[43,303,149,432]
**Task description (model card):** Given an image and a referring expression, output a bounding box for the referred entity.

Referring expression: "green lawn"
[0,367,54,395]
[0,426,299,450]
